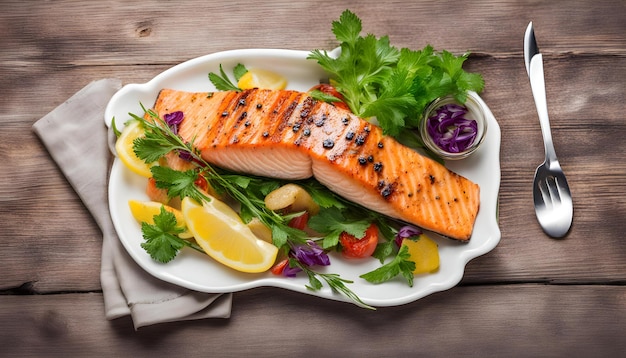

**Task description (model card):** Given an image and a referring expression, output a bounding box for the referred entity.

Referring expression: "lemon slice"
[181,196,278,273]
[402,234,440,274]
[128,200,193,239]
[115,120,154,178]
[237,68,287,90]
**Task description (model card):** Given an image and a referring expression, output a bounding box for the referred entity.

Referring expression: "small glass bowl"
[419,92,487,160]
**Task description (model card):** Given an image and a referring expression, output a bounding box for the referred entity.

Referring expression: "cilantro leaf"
[360,245,416,286]
[140,207,187,263]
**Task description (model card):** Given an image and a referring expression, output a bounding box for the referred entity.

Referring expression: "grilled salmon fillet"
[149,88,480,240]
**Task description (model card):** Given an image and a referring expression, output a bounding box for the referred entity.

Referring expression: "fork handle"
[529,54,558,165]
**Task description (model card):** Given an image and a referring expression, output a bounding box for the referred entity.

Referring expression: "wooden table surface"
[2,0,625,356]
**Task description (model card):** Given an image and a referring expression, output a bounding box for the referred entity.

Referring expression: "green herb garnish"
[140,206,203,263]
[308,207,372,249]
[308,89,344,104]
[130,109,377,307]
[308,9,484,137]
[290,258,374,310]
[131,108,307,251]
[359,244,416,286]
[208,63,248,91]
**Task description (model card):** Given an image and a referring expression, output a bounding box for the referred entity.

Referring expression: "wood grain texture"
[1,0,625,355]
[1,286,625,357]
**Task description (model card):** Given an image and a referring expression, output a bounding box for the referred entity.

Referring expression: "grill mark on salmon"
[150,88,480,240]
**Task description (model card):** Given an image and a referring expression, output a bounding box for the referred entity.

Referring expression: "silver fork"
[524,22,573,238]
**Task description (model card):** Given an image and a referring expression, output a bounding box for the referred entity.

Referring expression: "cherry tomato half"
[194,175,209,193]
[288,212,310,230]
[270,258,289,275]
[339,223,379,259]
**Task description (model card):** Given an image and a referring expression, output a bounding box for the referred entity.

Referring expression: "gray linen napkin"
[32,79,232,329]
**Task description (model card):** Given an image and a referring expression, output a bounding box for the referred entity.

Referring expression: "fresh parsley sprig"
[359,244,416,286]
[140,206,204,263]
[151,166,209,204]
[308,207,372,248]
[308,9,485,137]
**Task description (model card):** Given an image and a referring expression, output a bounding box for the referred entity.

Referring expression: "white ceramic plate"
[105,49,501,307]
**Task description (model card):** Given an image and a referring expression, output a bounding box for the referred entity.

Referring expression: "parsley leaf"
[151,166,209,203]
[371,238,395,263]
[133,135,177,164]
[360,245,416,286]
[232,63,248,81]
[130,108,189,164]
[209,64,245,91]
[140,206,192,263]
[307,207,371,248]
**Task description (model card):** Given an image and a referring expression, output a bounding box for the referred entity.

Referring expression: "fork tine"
[546,176,561,204]
[538,179,552,208]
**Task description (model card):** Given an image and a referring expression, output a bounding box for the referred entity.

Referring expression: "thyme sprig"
[290,258,374,310]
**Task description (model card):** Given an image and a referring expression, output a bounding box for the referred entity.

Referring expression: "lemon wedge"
[237,68,287,90]
[181,196,278,273]
[402,234,440,274]
[128,200,193,239]
[115,120,154,178]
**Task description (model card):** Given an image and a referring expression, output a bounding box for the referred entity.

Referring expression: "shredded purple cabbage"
[426,104,478,153]
[282,264,302,278]
[164,111,195,161]
[177,149,194,162]
[292,240,331,267]
[280,240,330,277]
[395,225,423,247]
[164,111,184,135]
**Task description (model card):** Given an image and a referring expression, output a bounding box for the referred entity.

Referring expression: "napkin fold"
[32,79,232,329]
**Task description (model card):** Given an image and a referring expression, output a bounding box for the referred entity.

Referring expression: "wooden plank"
[0,286,624,356]
[1,0,624,69]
